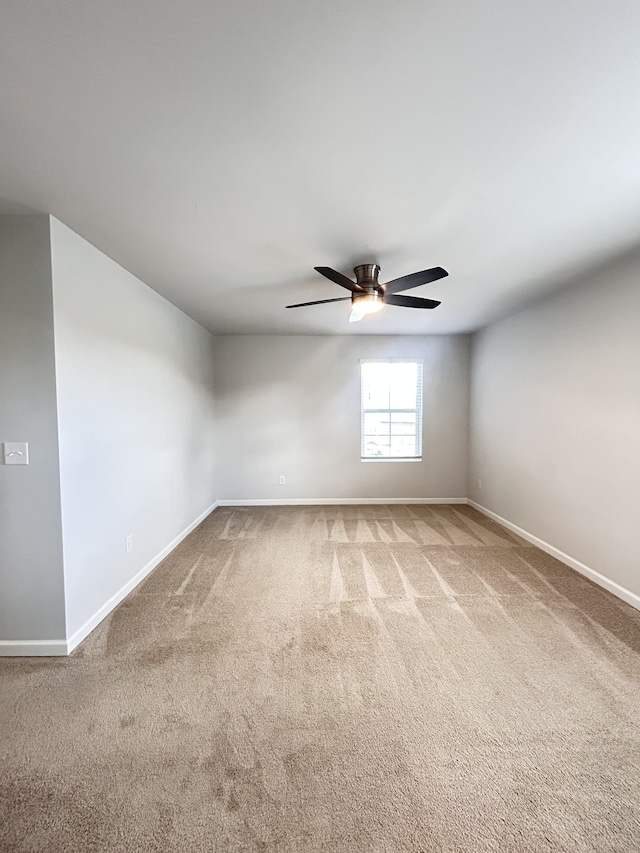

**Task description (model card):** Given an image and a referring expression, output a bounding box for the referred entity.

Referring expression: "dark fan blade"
[383,293,441,309]
[314,266,364,292]
[382,266,448,296]
[286,297,351,308]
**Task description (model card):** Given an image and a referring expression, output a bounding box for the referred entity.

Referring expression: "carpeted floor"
[1,504,640,852]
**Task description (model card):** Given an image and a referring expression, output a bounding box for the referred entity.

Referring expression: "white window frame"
[360,359,423,462]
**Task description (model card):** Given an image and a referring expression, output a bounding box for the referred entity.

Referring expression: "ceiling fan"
[286,263,448,323]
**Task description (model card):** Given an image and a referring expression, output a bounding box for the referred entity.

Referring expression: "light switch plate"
[3,442,29,465]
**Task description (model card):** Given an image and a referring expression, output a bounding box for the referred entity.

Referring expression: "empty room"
[1,2,639,851]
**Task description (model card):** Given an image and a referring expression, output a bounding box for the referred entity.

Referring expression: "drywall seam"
[217,498,468,506]
[65,501,220,654]
[468,500,640,612]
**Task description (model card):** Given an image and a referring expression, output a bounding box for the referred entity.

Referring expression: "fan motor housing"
[354,264,381,290]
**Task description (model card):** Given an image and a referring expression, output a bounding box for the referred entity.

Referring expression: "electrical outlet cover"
[3,442,29,465]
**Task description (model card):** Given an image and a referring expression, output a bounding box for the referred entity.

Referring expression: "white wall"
[214,335,470,501]
[50,218,218,642]
[0,216,66,647]
[469,249,640,600]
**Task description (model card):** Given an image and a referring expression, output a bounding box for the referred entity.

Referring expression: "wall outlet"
[125,534,133,554]
[477,478,482,489]
[279,475,286,485]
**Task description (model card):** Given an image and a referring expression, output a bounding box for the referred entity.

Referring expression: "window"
[360,360,423,460]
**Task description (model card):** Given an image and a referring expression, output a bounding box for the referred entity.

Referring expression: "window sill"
[361,457,422,463]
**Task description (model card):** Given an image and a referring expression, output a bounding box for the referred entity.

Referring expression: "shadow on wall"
[481,233,640,331]
[0,194,41,215]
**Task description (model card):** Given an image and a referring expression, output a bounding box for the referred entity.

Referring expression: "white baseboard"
[9,496,635,657]
[468,500,640,612]
[65,501,219,654]
[0,501,219,658]
[217,498,468,506]
[0,639,68,657]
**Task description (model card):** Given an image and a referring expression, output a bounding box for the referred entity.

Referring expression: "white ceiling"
[1,1,640,335]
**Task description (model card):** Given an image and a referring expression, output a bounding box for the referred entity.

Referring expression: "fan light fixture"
[349,290,383,323]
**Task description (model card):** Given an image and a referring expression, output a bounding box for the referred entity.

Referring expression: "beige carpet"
[1,504,640,852]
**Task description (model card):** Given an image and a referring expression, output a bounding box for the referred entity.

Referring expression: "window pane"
[389,363,418,409]
[389,435,418,457]
[363,436,390,457]
[363,412,390,435]
[361,361,423,460]
[390,412,416,435]
[361,362,390,409]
